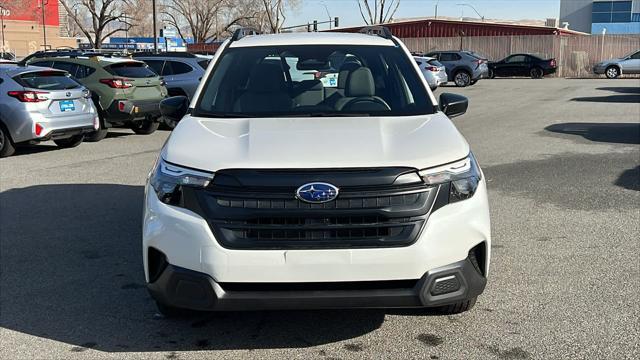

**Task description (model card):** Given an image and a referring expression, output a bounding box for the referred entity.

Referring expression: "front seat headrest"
[345,67,375,97]
[337,62,362,89]
[246,63,286,93]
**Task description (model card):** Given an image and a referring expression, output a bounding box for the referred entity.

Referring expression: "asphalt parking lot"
[1,78,638,359]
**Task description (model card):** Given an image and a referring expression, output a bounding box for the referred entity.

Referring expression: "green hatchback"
[24,51,167,141]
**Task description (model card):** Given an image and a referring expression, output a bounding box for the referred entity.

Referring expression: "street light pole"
[0,6,5,54]
[152,0,158,52]
[41,0,48,49]
[456,3,484,21]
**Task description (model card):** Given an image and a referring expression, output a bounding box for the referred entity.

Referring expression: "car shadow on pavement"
[0,184,385,353]
[615,166,640,191]
[10,144,60,157]
[544,122,640,145]
[596,86,640,94]
[570,94,640,103]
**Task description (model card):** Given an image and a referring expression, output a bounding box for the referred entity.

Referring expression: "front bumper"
[147,253,486,311]
[143,178,491,310]
[593,65,606,74]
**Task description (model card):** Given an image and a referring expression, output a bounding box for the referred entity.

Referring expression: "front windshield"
[193,45,434,117]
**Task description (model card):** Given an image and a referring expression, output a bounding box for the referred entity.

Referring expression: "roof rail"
[18,49,132,66]
[131,51,196,58]
[231,27,260,42]
[359,26,393,39]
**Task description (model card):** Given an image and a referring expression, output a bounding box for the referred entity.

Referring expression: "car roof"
[30,55,142,66]
[0,64,66,77]
[229,32,395,48]
[413,56,435,61]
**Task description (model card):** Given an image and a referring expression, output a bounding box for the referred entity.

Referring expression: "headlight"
[419,154,481,203]
[149,158,214,205]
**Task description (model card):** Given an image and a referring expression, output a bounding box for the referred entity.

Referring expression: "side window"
[425,52,438,60]
[75,65,96,79]
[631,52,640,60]
[31,61,53,68]
[51,61,78,77]
[440,53,460,62]
[163,61,193,76]
[415,60,422,65]
[506,55,526,63]
[144,60,165,75]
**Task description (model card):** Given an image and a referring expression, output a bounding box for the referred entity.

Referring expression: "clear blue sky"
[284,0,561,29]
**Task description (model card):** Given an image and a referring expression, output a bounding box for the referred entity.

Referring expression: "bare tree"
[59,0,134,48]
[162,0,262,43]
[122,0,154,37]
[257,0,300,33]
[357,0,400,25]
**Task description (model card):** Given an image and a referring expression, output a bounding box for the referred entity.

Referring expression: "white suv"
[144,27,491,316]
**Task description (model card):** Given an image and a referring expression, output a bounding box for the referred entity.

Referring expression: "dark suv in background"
[132,52,210,100]
[424,50,489,87]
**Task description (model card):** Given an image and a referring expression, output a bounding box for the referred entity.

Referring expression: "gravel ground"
[1,78,639,360]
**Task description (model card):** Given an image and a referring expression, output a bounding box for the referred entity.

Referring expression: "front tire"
[435,297,477,314]
[605,66,620,79]
[488,69,495,79]
[54,134,84,148]
[131,119,160,135]
[454,71,471,87]
[0,124,16,158]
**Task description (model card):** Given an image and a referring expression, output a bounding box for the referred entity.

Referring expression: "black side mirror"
[160,96,189,123]
[439,93,468,118]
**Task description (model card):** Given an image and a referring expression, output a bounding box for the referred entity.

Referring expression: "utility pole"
[152,0,158,52]
[434,0,439,19]
[41,0,48,50]
[0,5,5,54]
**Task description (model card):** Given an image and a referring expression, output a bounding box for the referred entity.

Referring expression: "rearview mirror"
[439,93,468,118]
[160,96,189,123]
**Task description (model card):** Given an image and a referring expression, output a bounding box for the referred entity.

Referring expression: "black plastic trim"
[147,252,487,311]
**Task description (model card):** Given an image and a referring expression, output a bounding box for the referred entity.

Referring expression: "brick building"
[1,1,76,57]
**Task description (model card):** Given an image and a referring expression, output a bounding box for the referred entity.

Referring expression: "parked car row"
[412,50,560,88]
[0,50,215,158]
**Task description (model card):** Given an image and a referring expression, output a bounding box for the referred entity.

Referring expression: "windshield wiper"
[195,111,257,118]
[280,112,372,117]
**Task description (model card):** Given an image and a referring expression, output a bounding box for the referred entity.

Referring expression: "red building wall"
[2,0,59,26]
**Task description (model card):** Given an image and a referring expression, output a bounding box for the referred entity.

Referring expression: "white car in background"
[414,56,447,90]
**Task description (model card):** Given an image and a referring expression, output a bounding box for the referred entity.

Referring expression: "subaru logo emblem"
[296,182,339,203]
[66,92,71,97]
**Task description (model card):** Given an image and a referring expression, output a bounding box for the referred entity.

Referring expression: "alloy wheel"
[455,72,470,87]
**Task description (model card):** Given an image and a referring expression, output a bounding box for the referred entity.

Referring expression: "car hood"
[162,113,470,172]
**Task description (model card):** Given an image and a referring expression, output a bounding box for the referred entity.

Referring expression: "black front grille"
[184,168,439,250]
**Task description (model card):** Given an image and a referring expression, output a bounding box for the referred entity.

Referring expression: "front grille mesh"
[187,170,438,250]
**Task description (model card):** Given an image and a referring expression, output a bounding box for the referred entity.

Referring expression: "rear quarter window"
[14,71,80,90]
[76,64,96,79]
[198,60,210,69]
[163,61,193,75]
[107,62,157,78]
